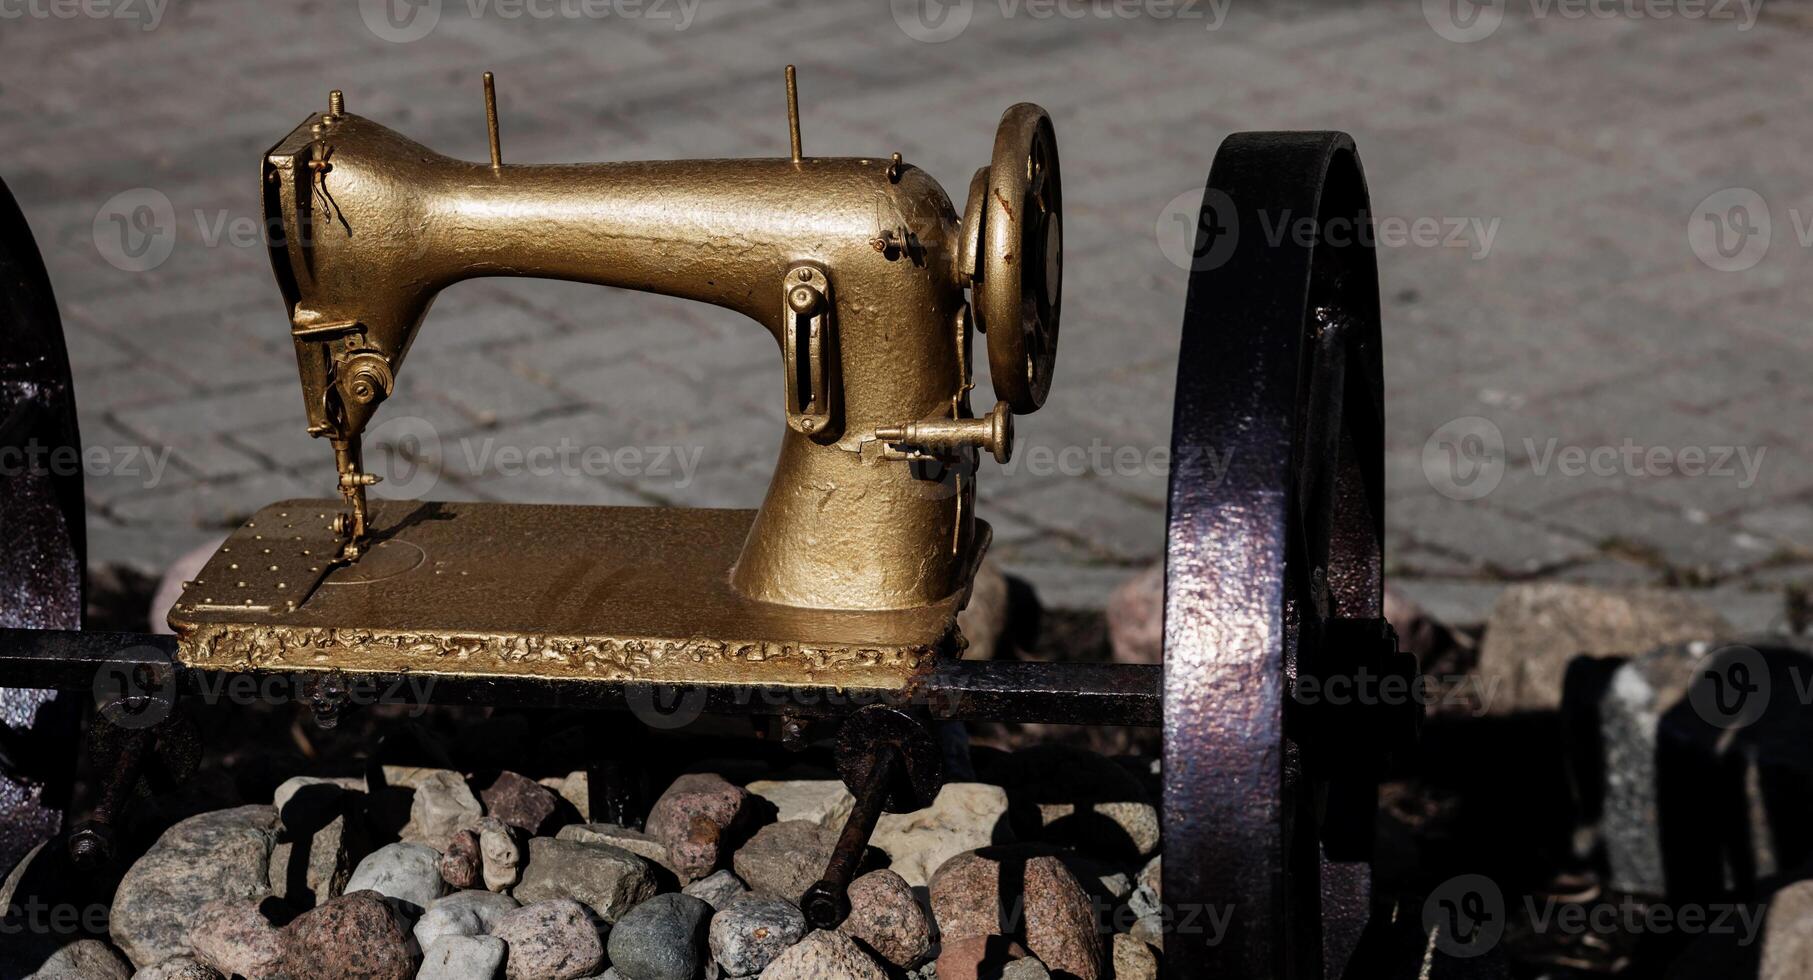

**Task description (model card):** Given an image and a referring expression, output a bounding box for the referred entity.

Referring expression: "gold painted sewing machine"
[167,69,1063,694]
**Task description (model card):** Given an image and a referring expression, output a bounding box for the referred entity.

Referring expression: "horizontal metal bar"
[0,628,1159,728]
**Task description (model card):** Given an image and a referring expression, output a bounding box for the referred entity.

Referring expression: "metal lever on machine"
[800,705,943,930]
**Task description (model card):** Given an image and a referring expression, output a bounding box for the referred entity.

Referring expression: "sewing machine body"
[168,75,1063,684]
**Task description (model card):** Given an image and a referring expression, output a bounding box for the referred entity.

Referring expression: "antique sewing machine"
[166,69,1056,700]
[0,70,1427,979]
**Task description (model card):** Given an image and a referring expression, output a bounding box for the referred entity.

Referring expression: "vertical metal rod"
[785,65,802,164]
[328,89,345,118]
[801,744,894,928]
[483,71,502,170]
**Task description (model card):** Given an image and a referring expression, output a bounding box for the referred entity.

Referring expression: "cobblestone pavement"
[2,0,1809,627]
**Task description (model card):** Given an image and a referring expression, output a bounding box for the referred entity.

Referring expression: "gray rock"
[491,899,605,980]
[515,837,659,924]
[557,823,674,873]
[743,780,853,827]
[402,771,485,850]
[129,956,222,979]
[480,817,527,893]
[109,805,279,968]
[187,899,284,979]
[707,895,805,977]
[345,842,448,916]
[1476,583,1730,714]
[10,938,132,979]
[608,893,713,980]
[414,889,521,949]
[419,935,507,980]
[1762,879,1813,980]
[680,869,748,911]
[760,930,886,979]
[732,821,839,902]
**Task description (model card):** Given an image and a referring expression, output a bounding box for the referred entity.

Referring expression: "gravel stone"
[109,805,279,968]
[418,935,507,980]
[441,830,483,890]
[759,929,885,980]
[479,816,527,893]
[345,842,448,916]
[186,899,284,979]
[413,889,521,949]
[706,895,805,977]
[838,869,931,968]
[491,899,605,980]
[478,771,563,836]
[402,771,484,851]
[514,837,660,924]
[280,890,416,980]
[681,869,749,911]
[645,773,749,884]
[607,893,713,980]
[731,821,838,903]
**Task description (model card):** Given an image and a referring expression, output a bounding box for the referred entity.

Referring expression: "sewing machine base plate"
[168,499,978,691]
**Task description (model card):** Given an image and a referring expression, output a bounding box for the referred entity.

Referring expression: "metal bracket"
[781,264,838,441]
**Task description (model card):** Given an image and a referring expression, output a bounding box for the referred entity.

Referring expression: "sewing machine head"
[167,69,1061,685]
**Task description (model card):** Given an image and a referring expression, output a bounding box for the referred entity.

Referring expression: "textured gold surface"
[260,76,1060,616]
[170,500,979,687]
